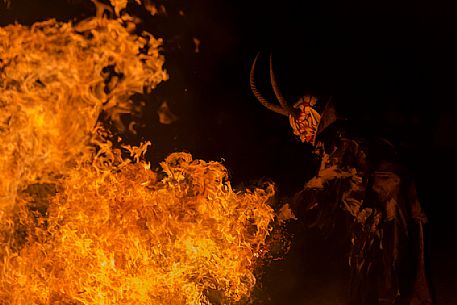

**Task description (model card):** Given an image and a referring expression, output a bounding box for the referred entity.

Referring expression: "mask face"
[288,96,321,145]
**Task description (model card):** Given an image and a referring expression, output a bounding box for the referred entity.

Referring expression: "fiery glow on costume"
[0,3,277,304]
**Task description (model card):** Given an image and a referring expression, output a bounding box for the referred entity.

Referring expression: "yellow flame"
[0,14,167,211]
[0,2,278,304]
[1,149,275,304]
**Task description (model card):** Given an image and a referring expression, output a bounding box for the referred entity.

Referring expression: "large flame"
[0,2,278,304]
[0,146,275,304]
[0,12,167,211]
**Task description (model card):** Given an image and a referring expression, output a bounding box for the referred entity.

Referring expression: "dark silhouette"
[251,53,433,305]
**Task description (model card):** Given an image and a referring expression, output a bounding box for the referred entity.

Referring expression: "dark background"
[1,0,456,304]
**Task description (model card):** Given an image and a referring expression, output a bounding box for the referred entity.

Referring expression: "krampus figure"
[250,53,433,305]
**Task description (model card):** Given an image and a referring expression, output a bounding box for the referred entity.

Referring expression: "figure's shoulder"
[367,137,417,180]
[370,137,398,159]
[334,134,414,174]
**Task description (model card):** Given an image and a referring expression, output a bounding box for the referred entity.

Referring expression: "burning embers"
[0,2,277,304]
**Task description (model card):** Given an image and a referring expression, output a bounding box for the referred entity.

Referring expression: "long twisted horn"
[269,53,298,117]
[250,52,290,116]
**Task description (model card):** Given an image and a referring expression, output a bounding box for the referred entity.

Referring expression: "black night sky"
[1,0,457,303]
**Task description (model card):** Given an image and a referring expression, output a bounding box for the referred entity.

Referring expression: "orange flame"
[0,12,167,210]
[0,2,278,304]
[1,147,275,304]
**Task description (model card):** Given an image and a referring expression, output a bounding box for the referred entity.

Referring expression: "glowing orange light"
[0,2,278,304]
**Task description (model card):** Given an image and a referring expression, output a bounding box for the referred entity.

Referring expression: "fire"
[0,147,275,304]
[0,13,167,211]
[0,2,278,304]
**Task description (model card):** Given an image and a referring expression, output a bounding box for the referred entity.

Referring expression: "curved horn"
[250,52,290,116]
[269,53,298,117]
